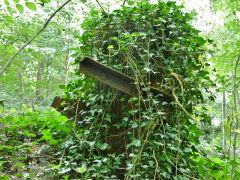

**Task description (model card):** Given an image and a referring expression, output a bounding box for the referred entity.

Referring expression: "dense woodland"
[0,0,240,179]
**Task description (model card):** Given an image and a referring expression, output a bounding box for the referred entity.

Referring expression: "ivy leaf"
[99,143,110,150]
[195,37,206,45]
[107,45,114,49]
[147,28,155,35]
[198,70,209,78]
[127,0,135,6]
[132,139,141,147]
[25,2,37,11]
[16,4,24,13]
[59,168,71,174]
[111,37,117,40]
[76,167,86,173]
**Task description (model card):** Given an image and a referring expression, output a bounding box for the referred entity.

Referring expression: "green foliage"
[60,0,217,179]
[16,4,24,13]
[205,0,240,178]
[1,0,238,179]
[25,2,37,11]
[3,0,53,12]
[0,0,81,109]
[0,108,74,178]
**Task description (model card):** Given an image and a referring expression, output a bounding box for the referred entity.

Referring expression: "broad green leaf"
[110,37,117,40]
[49,164,61,169]
[13,0,20,3]
[25,2,37,11]
[16,163,24,167]
[4,0,10,6]
[23,130,36,137]
[40,0,51,3]
[132,139,141,147]
[76,167,86,173]
[16,4,24,13]
[7,7,12,13]
[107,45,114,49]
[26,174,37,178]
[0,175,9,180]
[127,0,134,5]
[59,168,71,174]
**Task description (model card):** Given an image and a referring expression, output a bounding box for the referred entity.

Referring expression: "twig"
[96,0,106,13]
[123,0,127,6]
[0,0,72,76]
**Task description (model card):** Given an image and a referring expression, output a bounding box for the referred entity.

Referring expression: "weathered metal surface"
[78,56,173,100]
[79,57,139,97]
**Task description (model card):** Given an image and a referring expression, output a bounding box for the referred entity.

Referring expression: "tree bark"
[231,55,240,178]
[222,89,227,153]
[63,11,71,86]
[17,67,24,110]
[46,57,52,97]
[36,60,44,104]
[64,36,70,86]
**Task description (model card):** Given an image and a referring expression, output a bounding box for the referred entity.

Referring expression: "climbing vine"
[60,0,216,179]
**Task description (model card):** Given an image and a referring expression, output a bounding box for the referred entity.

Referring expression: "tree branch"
[123,0,127,6]
[0,0,72,76]
[96,0,105,13]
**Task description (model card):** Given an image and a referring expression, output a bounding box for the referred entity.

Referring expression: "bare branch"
[0,0,72,76]
[96,0,106,13]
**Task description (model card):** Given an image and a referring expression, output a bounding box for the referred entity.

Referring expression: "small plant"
[0,108,75,179]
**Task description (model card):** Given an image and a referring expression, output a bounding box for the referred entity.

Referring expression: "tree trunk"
[63,12,71,86]
[46,57,51,97]
[222,89,227,153]
[237,90,240,105]
[231,55,240,178]
[64,42,70,86]
[36,59,44,104]
[17,67,24,110]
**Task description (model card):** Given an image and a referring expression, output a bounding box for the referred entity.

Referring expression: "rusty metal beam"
[79,57,138,97]
[78,57,173,100]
